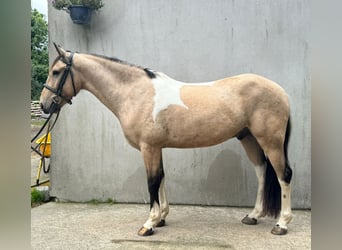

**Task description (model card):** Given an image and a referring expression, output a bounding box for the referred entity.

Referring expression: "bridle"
[31,51,78,185]
[43,52,77,112]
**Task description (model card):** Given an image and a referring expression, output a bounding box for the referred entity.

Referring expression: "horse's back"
[181,73,289,118]
[219,73,288,100]
[216,73,290,115]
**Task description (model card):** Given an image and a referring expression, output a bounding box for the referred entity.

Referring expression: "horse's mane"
[88,53,156,79]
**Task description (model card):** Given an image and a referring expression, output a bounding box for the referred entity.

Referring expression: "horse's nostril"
[40,102,49,114]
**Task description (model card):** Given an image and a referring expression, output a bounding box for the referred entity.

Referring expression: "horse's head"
[40,43,80,114]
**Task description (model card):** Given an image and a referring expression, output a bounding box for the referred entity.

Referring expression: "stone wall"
[31,101,42,118]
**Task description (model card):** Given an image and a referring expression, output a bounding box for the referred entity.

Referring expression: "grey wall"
[48,0,311,208]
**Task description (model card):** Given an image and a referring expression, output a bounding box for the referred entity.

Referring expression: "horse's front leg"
[138,144,168,236]
[157,174,169,227]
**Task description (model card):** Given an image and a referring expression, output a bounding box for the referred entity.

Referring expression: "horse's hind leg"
[251,117,293,235]
[264,146,293,235]
[138,143,169,236]
[237,129,266,224]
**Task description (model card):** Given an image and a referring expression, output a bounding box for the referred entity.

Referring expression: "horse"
[40,43,293,236]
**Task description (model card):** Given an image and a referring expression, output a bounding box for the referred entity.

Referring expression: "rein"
[43,52,77,108]
[30,111,60,186]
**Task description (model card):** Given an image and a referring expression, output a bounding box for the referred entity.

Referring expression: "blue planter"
[68,5,93,25]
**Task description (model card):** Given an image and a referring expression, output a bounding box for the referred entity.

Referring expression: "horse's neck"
[77,54,148,118]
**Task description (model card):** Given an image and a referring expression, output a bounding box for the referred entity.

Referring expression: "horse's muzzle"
[40,101,60,114]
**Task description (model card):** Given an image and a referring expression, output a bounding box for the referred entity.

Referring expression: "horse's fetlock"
[278,212,293,227]
[284,212,293,223]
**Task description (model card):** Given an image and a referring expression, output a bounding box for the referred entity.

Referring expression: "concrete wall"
[48,0,311,208]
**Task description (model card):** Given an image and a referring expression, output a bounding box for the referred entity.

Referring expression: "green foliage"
[31,9,48,100]
[52,0,104,11]
[87,198,116,205]
[31,188,45,204]
[106,198,116,205]
[90,199,99,205]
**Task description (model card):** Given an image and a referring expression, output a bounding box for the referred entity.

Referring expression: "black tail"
[262,116,292,218]
[262,157,281,218]
[283,117,293,184]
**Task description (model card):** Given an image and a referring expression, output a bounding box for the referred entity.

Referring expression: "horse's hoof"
[138,227,154,236]
[241,215,257,225]
[156,219,166,227]
[271,225,288,235]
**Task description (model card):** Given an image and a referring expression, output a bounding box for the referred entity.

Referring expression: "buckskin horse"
[40,44,293,236]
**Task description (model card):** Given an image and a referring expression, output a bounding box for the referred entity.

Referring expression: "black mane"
[89,54,156,79]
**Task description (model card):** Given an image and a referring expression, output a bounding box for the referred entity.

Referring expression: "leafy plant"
[31,188,45,204]
[89,199,99,205]
[106,198,116,205]
[52,0,104,11]
[31,9,48,101]
[87,198,116,205]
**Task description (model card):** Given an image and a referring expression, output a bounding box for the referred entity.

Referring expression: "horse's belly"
[162,113,243,148]
[166,131,235,148]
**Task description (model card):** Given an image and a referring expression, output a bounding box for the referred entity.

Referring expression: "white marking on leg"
[143,201,161,230]
[249,165,266,219]
[151,72,214,121]
[276,179,293,229]
[158,177,169,220]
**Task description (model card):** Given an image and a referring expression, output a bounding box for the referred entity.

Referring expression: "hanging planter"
[68,5,93,25]
[52,0,104,25]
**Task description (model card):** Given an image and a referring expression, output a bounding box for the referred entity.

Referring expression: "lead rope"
[31,110,60,186]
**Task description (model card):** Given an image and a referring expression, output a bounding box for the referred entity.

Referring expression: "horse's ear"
[53,42,67,58]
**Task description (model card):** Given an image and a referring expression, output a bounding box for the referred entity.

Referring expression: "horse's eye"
[52,70,60,76]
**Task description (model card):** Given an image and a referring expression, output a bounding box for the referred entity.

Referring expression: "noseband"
[43,52,77,105]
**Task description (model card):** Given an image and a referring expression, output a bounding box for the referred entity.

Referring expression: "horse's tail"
[262,116,292,218]
[283,117,293,184]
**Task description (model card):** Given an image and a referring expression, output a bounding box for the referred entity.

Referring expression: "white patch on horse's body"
[151,72,214,121]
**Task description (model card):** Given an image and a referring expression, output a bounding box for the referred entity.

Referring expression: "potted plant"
[52,0,104,25]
